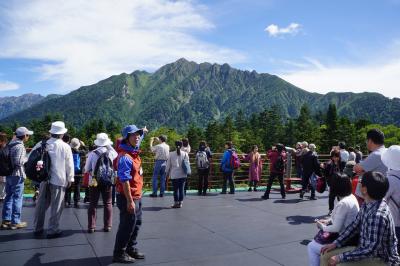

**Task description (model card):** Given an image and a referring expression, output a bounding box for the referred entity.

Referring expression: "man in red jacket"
[262,144,287,200]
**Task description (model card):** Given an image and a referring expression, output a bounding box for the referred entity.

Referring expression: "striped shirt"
[334,199,400,265]
[9,139,27,179]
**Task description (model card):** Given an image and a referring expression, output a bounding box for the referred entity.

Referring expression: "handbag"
[316,176,326,193]
[82,172,90,187]
[182,153,191,175]
[313,229,339,245]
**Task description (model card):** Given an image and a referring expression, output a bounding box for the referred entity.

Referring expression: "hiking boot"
[310,196,317,200]
[253,188,258,192]
[103,227,111,232]
[202,192,207,196]
[46,231,63,239]
[33,230,44,238]
[113,252,136,264]
[126,248,145,259]
[159,194,164,198]
[171,202,179,208]
[149,193,157,198]
[10,222,27,230]
[1,220,11,229]
[248,187,252,192]
[228,191,235,194]
[282,195,286,199]
[178,202,183,208]
[74,202,79,208]
[220,192,227,194]
[299,191,304,199]
[88,228,95,233]
[261,195,269,200]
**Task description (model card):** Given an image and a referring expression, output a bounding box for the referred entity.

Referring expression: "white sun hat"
[94,133,113,147]
[49,121,68,134]
[381,145,400,171]
[70,138,81,149]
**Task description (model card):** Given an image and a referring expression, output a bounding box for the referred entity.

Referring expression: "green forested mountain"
[1,58,400,128]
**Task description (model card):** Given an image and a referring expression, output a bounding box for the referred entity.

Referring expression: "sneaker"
[178,202,183,208]
[10,222,27,230]
[126,248,145,259]
[261,195,269,200]
[1,220,11,229]
[328,210,333,216]
[149,193,157,198]
[171,202,179,208]
[113,252,136,264]
[103,227,111,232]
[88,228,95,233]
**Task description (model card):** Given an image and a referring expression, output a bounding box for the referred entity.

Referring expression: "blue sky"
[0,0,399,98]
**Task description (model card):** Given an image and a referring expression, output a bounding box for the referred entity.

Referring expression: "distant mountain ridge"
[1,58,399,127]
[0,93,45,120]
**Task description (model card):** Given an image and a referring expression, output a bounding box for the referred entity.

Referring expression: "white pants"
[308,240,323,266]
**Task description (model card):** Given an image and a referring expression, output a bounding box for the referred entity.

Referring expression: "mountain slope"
[1,59,399,127]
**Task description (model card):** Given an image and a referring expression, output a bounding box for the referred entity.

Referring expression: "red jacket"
[116,150,143,200]
[267,150,287,174]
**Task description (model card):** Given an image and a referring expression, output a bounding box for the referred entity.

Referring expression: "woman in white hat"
[84,133,117,233]
[65,138,83,208]
[382,145,400,252]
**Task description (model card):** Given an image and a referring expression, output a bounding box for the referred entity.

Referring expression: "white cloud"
[264,23,301,37]
[0,81,20,91]
[279,57,400,99]
[0,0,245,92]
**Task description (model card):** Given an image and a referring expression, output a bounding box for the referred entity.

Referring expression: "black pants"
[329,191,336,211]
[198,168,209,194]
[222,172,235,193]
[65,176,81,204]
[249,180,258,189]
[113,194,142,255]
[264,172,285,198]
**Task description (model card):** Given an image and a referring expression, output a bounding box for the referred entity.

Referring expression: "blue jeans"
[152,160,167,195]
[222,171,235,193]
[113,194,142,255]
[172,178,186,202]
[2,176,24,224]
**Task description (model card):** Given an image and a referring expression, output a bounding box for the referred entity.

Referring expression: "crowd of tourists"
[0,122,399,265]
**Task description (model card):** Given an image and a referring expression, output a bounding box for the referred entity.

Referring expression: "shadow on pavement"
[286,215,326,225]
[24,253,114,266]
[0,229,84,243]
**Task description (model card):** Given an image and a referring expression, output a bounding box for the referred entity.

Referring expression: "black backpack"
[0,142,19,176]
[93,150,114,186]
[274,154,285,172]
[25,140,51,183]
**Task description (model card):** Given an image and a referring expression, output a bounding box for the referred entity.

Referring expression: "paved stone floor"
[0,189,330,266]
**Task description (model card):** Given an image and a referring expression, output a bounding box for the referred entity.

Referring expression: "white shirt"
[84,146,118,178]
[340,149,349,162]
[321,194,360,233]
[166,151,189,179]
[47,138,74,187]
[150,142,170,161]
[384,170,400,227]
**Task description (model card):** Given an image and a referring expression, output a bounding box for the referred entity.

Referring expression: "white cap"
[94,133,113,147]
[15,127,33,137]
[381,145,400,171]
[49,121,68,135]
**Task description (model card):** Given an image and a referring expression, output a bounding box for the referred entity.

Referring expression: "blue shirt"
[117,143,139,183]
[221,149,233,173]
